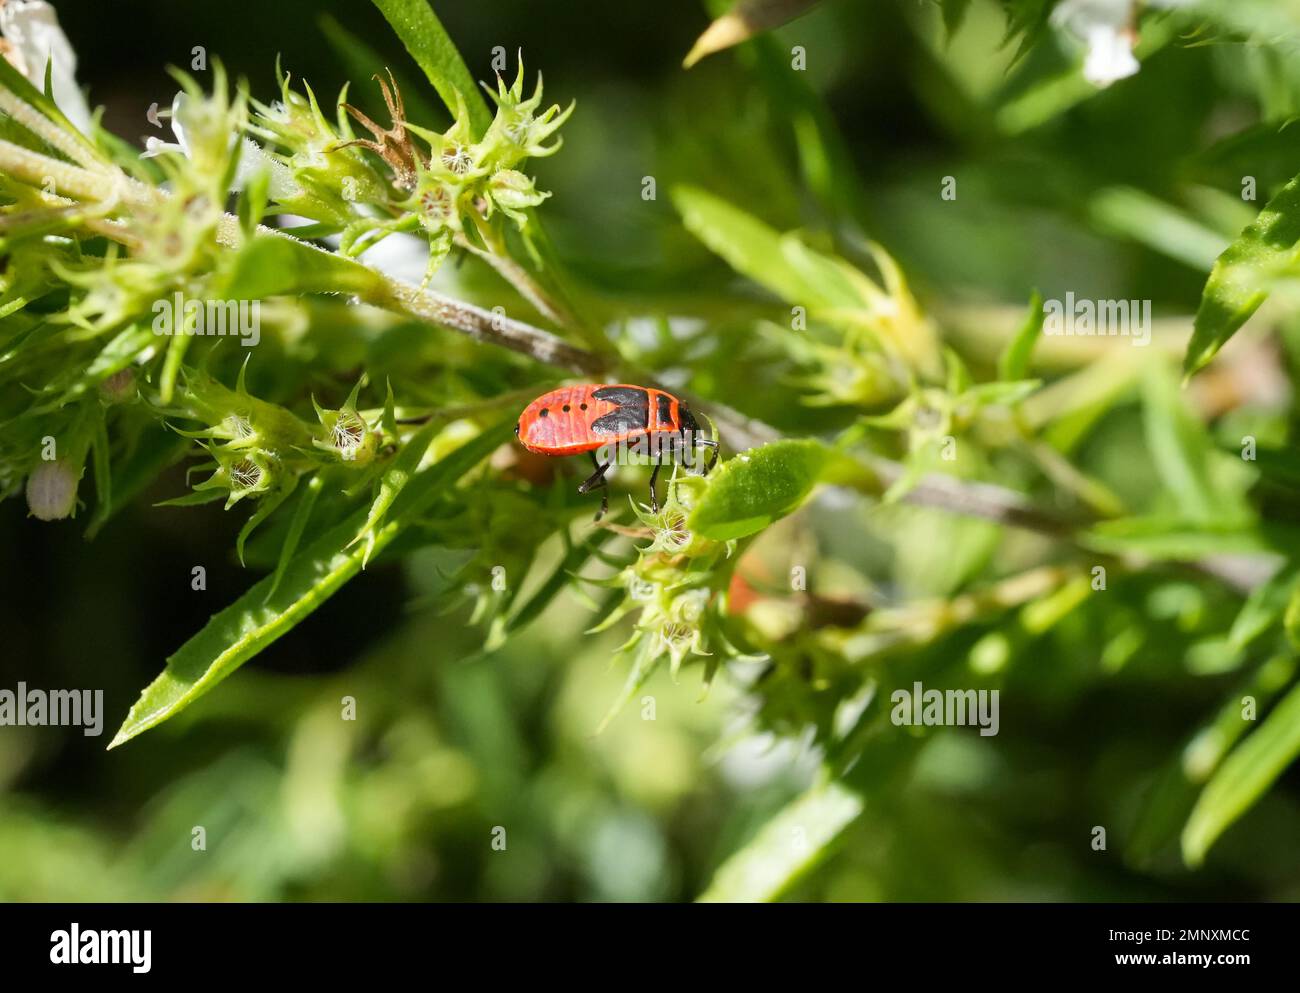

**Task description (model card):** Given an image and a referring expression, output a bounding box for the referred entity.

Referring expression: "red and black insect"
[516,384,719,518]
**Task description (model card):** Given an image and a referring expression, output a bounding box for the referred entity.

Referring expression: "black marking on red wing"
[591,407,648,435]
[655,393,673,426]
[590,386,649,435]
[592,386,649,407]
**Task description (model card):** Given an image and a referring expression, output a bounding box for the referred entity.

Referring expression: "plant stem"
[366,271,606,374]
[0,89,106,171]
[0,138,116,199]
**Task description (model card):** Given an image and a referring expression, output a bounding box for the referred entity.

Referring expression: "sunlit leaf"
[684,0,821,69]
[1184,172,1300,377]
[697,780,864,902]
[688,440,863,542]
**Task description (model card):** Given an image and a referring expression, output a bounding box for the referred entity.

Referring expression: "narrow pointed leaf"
[684,0,822,68]
[1184,172,1300,377]
[1182,680,1300,866]
[697,780,864,902]
[998,290,1043,381]
[264,472,324,601]
[109,423,507,748]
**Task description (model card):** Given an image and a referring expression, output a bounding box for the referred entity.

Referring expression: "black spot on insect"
[580,403,587,411]
[539,408,549,418]
[593,386,649,408]
[563,404,571,412]
[656,393,673,425]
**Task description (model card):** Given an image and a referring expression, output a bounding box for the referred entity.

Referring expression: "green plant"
[6,0,1300,901]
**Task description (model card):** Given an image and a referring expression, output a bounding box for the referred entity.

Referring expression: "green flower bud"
[480,58,573,165]
[313,404,379,466]
[486,169,548,225]
[252,74,387,225]
[196,449,279,508]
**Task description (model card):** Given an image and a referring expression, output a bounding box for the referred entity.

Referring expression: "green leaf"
[688,439,860,542]
[1182,678,1300,866]
[264,472,324,602]
[109,423,508,749]
[672,185,850,308]
[89,413,111,529]
[28,325,152,415]
[670,185,939,371]
[485,525,619,651]
[997,290,1043,381]
[672,185,807,303]
[1190,0,1300,39]
[1140,362,1223,523]
[236,475,298,567]
[1228,564,1298,655]
[1284,578,1300,649]
[596,637,660,734]
[223,231,386,300]
[86,430,189,540]
[1083,517,1300,560]
[961,379,1041,409]
[1129,654,1296,864]
[1087,187,1229,272]
[1187,119,1300,198]
[1184,172,1300,377]
[236,163,270,238]
[156,489,229,508]
[351,420,440,564]
[941,0,974,38]
[370,0,493,138]
[0,48,103,161]
[318,14,440,126]
[697,780,864,902]
[684,0,822,69]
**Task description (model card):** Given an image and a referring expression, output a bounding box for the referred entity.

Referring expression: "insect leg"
[578,451,611,520]
[648,459,662,514]
[697,438,720,475]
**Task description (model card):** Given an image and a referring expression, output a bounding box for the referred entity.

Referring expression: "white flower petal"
[0,0,91,132]
[141,135,182,159]
[167,90,191,157]
[1082,25,1140,86]
[1050,0,1143,88]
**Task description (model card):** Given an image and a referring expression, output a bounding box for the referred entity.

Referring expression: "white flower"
[0,0,91,132]
[1050,0,1191,88]
[144,90,299,200]
[141,91,191,160]
[1082,21,1139,86]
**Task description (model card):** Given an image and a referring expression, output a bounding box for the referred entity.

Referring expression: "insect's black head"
[514,420,521,437]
